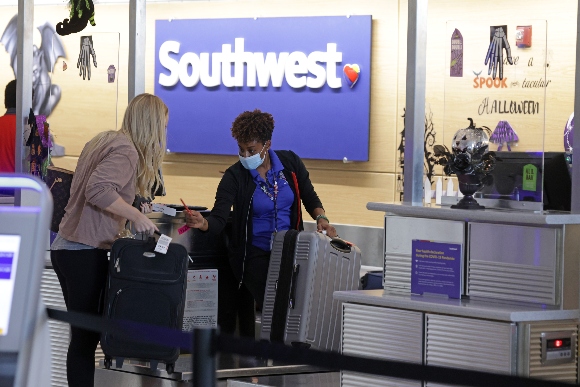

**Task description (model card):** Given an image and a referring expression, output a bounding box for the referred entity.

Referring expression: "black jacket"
[205,150,323,282]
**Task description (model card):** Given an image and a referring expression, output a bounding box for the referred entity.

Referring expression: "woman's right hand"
[185,210,207,230]
[132,212,159,235]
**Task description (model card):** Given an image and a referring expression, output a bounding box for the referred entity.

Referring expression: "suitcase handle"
[288,264,300,309]
[329,237,353,253]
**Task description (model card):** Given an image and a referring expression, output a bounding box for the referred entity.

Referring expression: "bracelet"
[316,214,329,223]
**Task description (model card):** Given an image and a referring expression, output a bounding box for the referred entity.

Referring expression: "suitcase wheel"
[104,356,112,369]
[166,363,175,374]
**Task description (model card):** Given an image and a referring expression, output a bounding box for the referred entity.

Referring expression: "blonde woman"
[50,93,167,387]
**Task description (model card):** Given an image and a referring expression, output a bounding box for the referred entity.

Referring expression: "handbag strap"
[291,172,301,230]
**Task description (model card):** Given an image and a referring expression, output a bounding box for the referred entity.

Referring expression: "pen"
[180,198,194,216]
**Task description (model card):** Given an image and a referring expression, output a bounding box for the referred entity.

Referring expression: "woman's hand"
[132,212,158,235]
[185,210,208,231]
[317,218,337,238]
[140,202,152,214]
[104,197,158,236]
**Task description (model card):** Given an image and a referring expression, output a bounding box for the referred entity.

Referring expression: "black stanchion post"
[192,328,216,387]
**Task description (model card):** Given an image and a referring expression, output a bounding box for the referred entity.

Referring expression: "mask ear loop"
[259,141,270,161]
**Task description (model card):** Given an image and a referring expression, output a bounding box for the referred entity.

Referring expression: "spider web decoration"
[450,29,463,77]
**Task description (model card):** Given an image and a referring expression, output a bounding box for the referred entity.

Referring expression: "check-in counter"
[334,203,580,387]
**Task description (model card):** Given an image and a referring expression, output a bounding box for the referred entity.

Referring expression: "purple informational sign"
[154,16,372,161]
[411,240,462,299]
[0,254,14,280]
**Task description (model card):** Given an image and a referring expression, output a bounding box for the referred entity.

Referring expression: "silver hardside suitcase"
[260,230,362,351]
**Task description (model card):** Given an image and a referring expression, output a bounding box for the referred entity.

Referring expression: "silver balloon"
[452,127,489,155]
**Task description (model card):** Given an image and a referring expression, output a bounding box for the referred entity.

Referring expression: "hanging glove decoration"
[484,25,513,80]
[77,36,97,80]
[26,110,51,178]
[56,0,96,36]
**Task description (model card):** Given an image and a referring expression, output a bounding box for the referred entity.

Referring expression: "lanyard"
[259,171,286,232]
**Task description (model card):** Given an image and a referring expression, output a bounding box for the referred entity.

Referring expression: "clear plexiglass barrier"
[49,32,120,159]
[439,20,569,212]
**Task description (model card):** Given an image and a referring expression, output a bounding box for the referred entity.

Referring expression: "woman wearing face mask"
[184,109,336,308]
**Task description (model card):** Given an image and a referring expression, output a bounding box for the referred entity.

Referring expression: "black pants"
[242,245,271,309]
[218,260,255,338]
[51,248,108,387]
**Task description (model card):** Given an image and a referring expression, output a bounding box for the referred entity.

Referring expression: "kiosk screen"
[0,235,21,336]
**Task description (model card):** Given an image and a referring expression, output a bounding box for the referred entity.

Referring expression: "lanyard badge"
[260,171,286,249]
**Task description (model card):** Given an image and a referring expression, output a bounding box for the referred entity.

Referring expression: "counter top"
[98,354,325,381]
[367,202,580,225]
[334,290,580,322]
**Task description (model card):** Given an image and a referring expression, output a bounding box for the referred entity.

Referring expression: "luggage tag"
[154,233,173,254]
[178,224,190,235]
[151,203,177,217]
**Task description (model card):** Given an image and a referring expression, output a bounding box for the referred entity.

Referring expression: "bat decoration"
[56,0,96,36]
[0,16,67,117]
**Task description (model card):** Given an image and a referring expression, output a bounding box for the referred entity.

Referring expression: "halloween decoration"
[450,29,463,77]
[77,36,97,80]
[485,25,513,80]
[26,110,51,178]
[56,0,96,36]
[434,118,496,210]
[398,108,439,201]
[1,16,66,117]
[490,121,519,151]
[515,25,532,48]
[564,113,574,153]
[107,65,116,83]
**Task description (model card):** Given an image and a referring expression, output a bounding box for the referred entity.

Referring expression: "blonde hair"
[120,93,168,197]
[82,93,168,198]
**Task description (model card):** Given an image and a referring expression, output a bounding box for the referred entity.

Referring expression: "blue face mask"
[239,144,266,170]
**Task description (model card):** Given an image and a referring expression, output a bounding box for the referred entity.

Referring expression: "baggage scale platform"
[94,353,338,386]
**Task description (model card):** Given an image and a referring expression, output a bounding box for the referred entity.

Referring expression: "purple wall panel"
[154,16,372,161]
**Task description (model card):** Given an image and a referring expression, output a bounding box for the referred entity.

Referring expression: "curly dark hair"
[231,109,275,143]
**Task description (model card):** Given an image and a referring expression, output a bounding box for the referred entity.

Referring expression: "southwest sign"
[155,16,372,161]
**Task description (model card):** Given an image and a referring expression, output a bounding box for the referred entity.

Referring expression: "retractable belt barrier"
[46,307,572,387]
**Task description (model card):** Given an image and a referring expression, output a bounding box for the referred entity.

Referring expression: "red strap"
[291,172,301,230]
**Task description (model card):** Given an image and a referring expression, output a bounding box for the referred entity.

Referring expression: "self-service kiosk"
[0,175,53,387]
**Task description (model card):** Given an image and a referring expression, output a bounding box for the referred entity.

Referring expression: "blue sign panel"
[154,16,371,161]
[0,254,14,280]
[411,240,462,299]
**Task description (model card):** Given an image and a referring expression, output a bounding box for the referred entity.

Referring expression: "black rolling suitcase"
[101,237,188,373]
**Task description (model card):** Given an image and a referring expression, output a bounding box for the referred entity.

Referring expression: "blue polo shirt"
[250,150,294,251]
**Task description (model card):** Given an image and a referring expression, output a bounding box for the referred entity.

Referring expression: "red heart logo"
[343,64,360,88]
